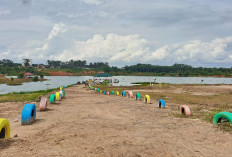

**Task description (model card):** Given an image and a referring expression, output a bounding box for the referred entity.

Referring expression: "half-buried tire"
[128,91,133,98]
[158,99,165,108]
[144,95,150,103]
[62,90,65,98]
[50,94,56,104]
[213,112,232,125]
[103,91,106,95]
[56,92,60,101]
[60,90,63,99]
[116,91,120,96]
[111,91,115,95]
[121,91,126,97]
[179,105,191,116]
[135,93,141,100]
[0,118,10,139]
[21,104,36,125]
[39,97,48,111]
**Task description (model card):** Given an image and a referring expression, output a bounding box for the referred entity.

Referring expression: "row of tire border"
[89,86,232,127]
[0,84,74,140]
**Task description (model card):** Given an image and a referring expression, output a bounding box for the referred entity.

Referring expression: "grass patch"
[0,88,58,103]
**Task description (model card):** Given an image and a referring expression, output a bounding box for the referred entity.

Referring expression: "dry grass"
[90,83,232,132]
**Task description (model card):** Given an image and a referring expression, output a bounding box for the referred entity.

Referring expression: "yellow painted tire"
[116,91,120,96]
[0,118,10,139]
[55,92,60,101]
[144,95,150,104]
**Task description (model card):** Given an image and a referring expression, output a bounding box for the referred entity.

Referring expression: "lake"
[0,76,231,95]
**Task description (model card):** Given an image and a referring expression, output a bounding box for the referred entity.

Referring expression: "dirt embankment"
[1,85,232,156]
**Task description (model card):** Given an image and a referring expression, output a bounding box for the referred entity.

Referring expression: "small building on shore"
[25,72,34,78]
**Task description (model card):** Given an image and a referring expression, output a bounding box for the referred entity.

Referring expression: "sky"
[0,0,232,67]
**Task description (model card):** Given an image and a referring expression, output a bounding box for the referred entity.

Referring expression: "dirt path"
[1,85,232,157]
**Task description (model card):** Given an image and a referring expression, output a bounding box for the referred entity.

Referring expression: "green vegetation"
[1,59,232,77]
[0,88,58,103]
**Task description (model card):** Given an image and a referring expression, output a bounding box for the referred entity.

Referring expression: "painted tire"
[179,105,191,116]
[158,99,165,108]
[213,112,232,125]
[49,94,56,104]
[97,88,100,92]
[21,104,36,125]
[116,91,120,96]
[0,118,10,139]
[95,88,97,91]
[63,85,65,88]
[128,91,134,98]
[55,92,60,101]
[144,95,150,103]
[111,91,115,95]
[121,91,126,97]
[100,90,103,93]
[60,87,63,90]
[39,97,48,111]
[60,90,63,99]
[62,90,65,97]
[135,93,141,100]
[93,87,95,90]
[107,92,110,95]
[103,91,106,95]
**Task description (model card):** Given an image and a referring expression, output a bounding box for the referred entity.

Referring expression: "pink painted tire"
[180,105,191,116]
[40,97,48,111]
[128,91,134,98]
[107,92,110,95]
[95,88,97,91]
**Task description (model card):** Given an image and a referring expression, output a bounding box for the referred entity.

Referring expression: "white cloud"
[81,0,102,5]
[0,10,11,15]
[47,23,66,41]
[1,22,232,67]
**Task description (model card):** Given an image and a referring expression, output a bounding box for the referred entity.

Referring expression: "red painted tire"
[40,97,48,111]
[128,91,133,98]
[180,105,191,116]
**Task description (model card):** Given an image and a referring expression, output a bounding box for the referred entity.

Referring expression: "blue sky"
[0,0,232,67]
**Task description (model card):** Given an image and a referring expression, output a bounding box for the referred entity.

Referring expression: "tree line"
[0,59,232,77]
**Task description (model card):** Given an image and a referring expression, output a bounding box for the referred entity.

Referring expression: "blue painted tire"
[121,91,126,97]
[103,91,106,95]
[21,104,36,125]
[63,85,65,88]
[158,99,165,108]
[93,87,95,90]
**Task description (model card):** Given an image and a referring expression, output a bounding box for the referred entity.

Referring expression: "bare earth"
[1,85,232,157]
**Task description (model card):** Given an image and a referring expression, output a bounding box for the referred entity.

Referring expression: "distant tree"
[22,59,32,67]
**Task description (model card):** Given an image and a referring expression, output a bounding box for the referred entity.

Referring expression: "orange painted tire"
[180,105,191,116]
[39,97,48,111]
[128,91,133,98]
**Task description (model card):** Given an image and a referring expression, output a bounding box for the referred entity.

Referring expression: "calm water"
[0,76,231,94]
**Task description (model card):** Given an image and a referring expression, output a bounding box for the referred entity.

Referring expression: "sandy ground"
[1,85,232,157]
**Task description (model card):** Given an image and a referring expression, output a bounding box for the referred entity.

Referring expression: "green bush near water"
[0,88,59,103]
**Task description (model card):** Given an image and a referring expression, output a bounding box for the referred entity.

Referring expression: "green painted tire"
[135,93,141,100]
[62,90,65,97]
[213,112,232,125]
[50,94,56,104]
[111,91,115,95]
[97,88,100,92]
